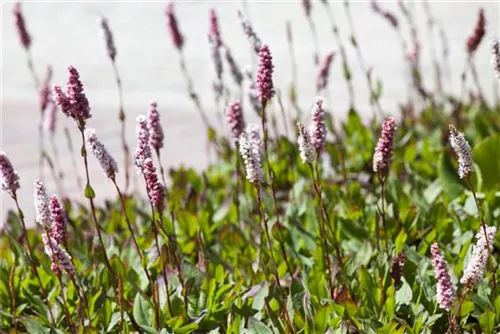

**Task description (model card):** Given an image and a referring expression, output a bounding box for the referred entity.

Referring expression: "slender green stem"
[447,286,469,334]
[255,187,294,334]
[168,210,188,315]
[112,178,160,324]
[9,265,18,333]
[308,163,334,299]
[378,172,389,254]
[78,126,115,278]
[111,60,131,194]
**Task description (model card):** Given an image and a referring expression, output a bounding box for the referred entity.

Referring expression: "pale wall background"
[1,1,499,227]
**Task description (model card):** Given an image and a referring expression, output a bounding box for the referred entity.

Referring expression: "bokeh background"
[1,1,499,226]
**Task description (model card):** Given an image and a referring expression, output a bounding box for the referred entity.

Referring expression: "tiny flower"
[461,225,497,287]
[44,102,57,136]
[13,2,31,50]
[166,2,184,50]
[466,9,485,54]
[431,243,456,311]
[225,47,243,86]
[99,16,117,61]
[491,38,500,79]
[85,128,118,179]
[310,97,327,152]
[449,125,473,179]
[147,102,165,152]
[407,30,420,67]
[297,121,316,164]
[239,131,263,185]
[256,44,275,108]
[238,10,262,54]
[316,52,335,91]
[143,159,165,213]
[0,152,20,197]
[42,234,75,276]
[135,115,151,168]
[373,117,397,173]
[49,195,67,245]
[34,179,51,229]
[227,100,246,142]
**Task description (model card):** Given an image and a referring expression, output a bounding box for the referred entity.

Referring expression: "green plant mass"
[2,1,500,333]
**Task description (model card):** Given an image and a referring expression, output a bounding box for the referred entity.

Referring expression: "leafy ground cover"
[2,1,500,333]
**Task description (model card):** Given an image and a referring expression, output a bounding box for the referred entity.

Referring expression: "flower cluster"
[390,251,406,285]
[238,11,262,54]
[373,117,397,173]
[227,100,245,142]
[239,124,264,185]
[310,97,327,152]
[461,225,497,287]
[85,128,119,179]
[209,9,222,48]
[0,152,20,197]
[99,16,117,61]
[147,102,165,152]
[49,195,67,245]
[42,234,75,276]
[371,0,399,28]
[302,0,312,18]
[297,121,316,164]
[166,2,184,50]
[13,2,31,50]
[430,243,455,311]
[44,102,57,136]
[53,66,92,122]
[34,180,51,229]
[491,38,500,79]
[466,9,485,54]
[449,125,473,179]
[134,115,152,168]
[256,44,275,108]
[143,158,165,213]
[316,52,335,91]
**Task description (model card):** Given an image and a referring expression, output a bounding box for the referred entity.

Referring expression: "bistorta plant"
[3,3,500,334]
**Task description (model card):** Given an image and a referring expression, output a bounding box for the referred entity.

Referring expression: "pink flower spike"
[147,102,165,152]
[209,9,222,47]
[143,159,165,213]
[44,102,57,136]
[135,115,151,169]
[166,2,184,50]
[227,100,245,142]
[256,44,275,108]
[13,2,31,50]
[66,66,91,122]
[373,117,397,173]
[316,52,335,91]
[430,243,456,311]
[49,195,67,245]
[53,85,72,117]
[85,128,119,179]
[0,152,20,197]
[42,234,75,276]
[99,16,117,61]
[310,97,327,152]
[34,179,51,230]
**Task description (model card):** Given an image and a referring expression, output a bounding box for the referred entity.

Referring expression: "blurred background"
[1,1,499,226]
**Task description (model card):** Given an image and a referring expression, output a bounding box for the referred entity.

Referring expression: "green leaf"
[479,309,495,334]
[438,153,464,199]
[133,294,157,333]
[313,304,331,333]
[25,318,50,334]
[248,317,273,334]
[473,133,500,191]
[85,183,96,199]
